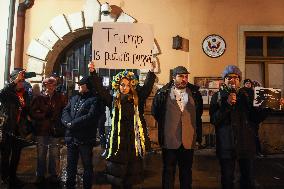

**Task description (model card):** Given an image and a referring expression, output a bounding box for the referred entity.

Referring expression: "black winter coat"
[89,71,156,186]
[151,81,203,146]
[0,82,32,142]
[61,92,99,144]
[209,87,262,159]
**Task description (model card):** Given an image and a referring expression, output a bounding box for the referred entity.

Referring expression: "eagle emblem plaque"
[202,34,226,58]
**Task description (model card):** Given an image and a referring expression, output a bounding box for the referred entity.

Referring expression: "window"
[245,32,284,92]
[246,36,263,56]
[267,37,284,57]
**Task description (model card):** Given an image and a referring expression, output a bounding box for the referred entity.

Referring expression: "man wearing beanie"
[209,65,284,189]
[152,66,203,189]
[243,79,252,89]
[61,76,101,189]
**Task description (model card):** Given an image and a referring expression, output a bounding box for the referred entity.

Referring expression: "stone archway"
[26,0,160,83]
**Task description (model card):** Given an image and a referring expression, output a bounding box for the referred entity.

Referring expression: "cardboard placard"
[92,23,154,69]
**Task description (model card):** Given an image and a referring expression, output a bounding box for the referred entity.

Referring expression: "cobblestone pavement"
[1,146,284,189]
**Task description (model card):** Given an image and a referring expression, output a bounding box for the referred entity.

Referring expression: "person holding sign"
[209,65,283,189]
[88,61,156,189]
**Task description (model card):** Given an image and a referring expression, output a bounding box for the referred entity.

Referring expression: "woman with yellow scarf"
[88,61,156,189]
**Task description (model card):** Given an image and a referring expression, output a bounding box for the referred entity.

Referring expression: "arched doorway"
[53,34,139,97]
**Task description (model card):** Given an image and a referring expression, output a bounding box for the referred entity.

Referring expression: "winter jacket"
[209,87,262,159]
[0,82,32,142]
[61,92,99,144]
[46,91,67,137]
[30,95,50,136]
[151,81,203,147]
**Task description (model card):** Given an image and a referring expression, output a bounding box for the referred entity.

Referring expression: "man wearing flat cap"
[152,66,203,189]
[0,68,33,187]
[62,76,101,189]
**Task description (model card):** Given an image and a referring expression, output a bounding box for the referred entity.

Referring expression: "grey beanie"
[222,65,242,80]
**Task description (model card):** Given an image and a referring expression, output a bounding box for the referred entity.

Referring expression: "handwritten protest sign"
[92,23,154,69]
[253,87,282,110]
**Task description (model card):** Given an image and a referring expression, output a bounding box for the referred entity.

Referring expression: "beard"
[174,80,187,89]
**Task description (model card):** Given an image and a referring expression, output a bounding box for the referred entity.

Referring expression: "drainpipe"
[14,0,34,69]
[4,0,16,83]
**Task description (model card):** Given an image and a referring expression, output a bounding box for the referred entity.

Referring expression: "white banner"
[92,23,154,69]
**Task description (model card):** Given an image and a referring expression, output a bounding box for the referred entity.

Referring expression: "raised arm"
[88,61,112,108]
[136,62,156,101]
[0,71,25,101]
[136,71,156,101]
[209,92,232,127]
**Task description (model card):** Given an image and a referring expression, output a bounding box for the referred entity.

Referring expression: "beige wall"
[23,0,284,84]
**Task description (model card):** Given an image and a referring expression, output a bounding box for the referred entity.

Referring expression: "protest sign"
[92,23,154,69]
[253,87,282,110]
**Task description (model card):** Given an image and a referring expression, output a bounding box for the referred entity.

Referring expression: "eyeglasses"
[225,76,240,81]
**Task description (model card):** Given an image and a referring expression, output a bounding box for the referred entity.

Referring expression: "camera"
[24,71,36,79]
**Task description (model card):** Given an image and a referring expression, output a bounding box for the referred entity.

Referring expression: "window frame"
[245,32,284,88]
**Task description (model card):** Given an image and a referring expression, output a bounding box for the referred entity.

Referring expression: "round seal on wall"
[202,34,226,58]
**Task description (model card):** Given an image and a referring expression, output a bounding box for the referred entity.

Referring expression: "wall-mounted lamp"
[101,2,111,16]
[172,35,183,50]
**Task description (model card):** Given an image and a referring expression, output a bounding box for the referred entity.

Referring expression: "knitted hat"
[76,76,92,89]
[222,65,242,80]
[243,78,252,85]
[10,68,24,81]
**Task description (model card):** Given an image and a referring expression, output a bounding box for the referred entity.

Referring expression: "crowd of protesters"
[0,63,284,189]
